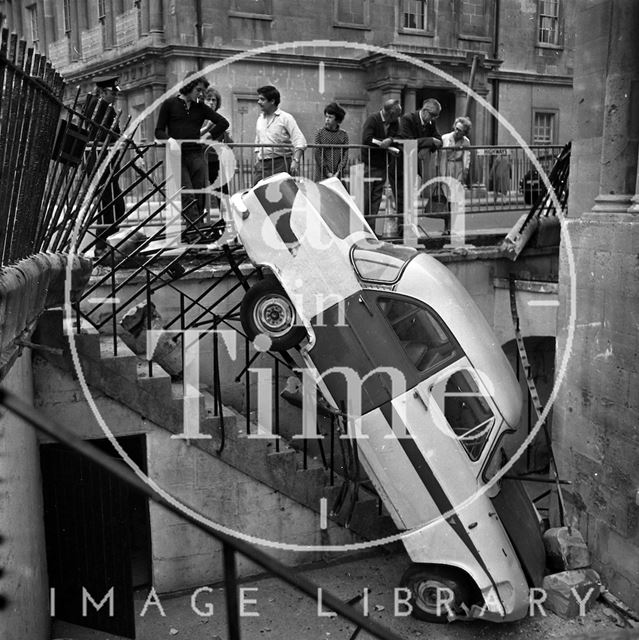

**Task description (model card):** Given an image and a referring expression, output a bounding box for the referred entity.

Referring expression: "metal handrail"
[0,385,406,640]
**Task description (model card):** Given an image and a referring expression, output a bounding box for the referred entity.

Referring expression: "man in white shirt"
[254,85,307,184]
[439,116,472,233]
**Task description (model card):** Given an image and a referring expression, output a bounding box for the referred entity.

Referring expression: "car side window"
[442,370,494,461]
[378,296,460,374]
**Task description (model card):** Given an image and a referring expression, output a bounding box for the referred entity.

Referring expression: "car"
[229,174,546,623]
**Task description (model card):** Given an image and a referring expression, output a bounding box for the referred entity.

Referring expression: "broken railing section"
[110,290,381,525]
[501,142,571,260]
[76,234,383,524]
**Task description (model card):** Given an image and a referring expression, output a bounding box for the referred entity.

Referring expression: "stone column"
[591,0,639,214]
[42,0,56,49]
[630,145,639,213]
[138,0,149,34]
[149,0,164,34]
[0,352,50,640]
[382,84,403,105]
[404,87,417,113]
[12,0,24,34]
[555,0,639,610]
[454,90,466,121]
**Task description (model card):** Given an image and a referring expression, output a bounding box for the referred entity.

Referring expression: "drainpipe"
[195,0,203,71]
[491,0,501,145]
[463,54,480,117]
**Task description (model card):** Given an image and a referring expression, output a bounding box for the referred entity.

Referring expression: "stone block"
[119,301,183,377]
[542,569,602,619]
[544,526,591,571]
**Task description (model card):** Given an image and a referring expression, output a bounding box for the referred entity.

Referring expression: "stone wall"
[555,215,639,606]
[555,0,639,608]
[146,429,357,593]
[33,354,360,595]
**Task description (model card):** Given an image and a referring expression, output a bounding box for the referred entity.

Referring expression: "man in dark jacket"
[155,72,229,238]
[398,97,443,181]
[361,99,403,218]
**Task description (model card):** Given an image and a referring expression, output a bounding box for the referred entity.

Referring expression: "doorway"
[40,434,151,639]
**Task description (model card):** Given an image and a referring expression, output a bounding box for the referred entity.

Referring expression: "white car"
[230,174,545,623]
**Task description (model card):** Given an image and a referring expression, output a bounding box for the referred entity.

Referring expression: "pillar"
[42,0,55,49]
[149,0,163,34]
[0,352,50,640]
[591,0,639,213]
[630,145,639,213]
[555,0,639,611]
[382,84,403,105]
[404,87,417,113]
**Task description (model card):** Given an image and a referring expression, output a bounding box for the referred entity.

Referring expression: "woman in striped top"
[314,102,349,181]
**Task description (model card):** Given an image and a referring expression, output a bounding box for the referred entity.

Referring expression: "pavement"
[52,547,637,640]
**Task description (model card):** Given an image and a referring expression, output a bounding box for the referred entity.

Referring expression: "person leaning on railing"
[361,98,403,217]
[397,98,443,185]
[253,84,307,185]
[314,102,349,182]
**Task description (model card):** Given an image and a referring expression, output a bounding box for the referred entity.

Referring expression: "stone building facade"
[2,0,574,147]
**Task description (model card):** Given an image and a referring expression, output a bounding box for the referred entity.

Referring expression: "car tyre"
[400,564,476,623]
[240,277,307,351]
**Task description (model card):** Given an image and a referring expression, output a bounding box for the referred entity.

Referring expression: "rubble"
[543,526,591,571]
[542,569,602,619]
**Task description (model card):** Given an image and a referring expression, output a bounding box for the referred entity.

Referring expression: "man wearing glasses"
[398,98,443,182]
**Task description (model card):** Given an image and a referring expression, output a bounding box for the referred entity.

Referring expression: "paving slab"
[52,548,628,640]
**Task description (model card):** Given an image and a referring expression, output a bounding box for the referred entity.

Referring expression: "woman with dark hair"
[314,102,349,181]
[201,86,233,212]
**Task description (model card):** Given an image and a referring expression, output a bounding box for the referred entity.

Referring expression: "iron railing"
[67,135,567,525]
[111,141,564,238]
[75,242,379,526]
[0,29,65,265]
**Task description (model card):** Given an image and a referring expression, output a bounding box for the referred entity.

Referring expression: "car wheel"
[240,277,307,351]
[400,564,475,623]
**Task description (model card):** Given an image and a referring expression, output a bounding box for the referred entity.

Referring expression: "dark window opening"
[378,296,461,373]
[443,370,494,460]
